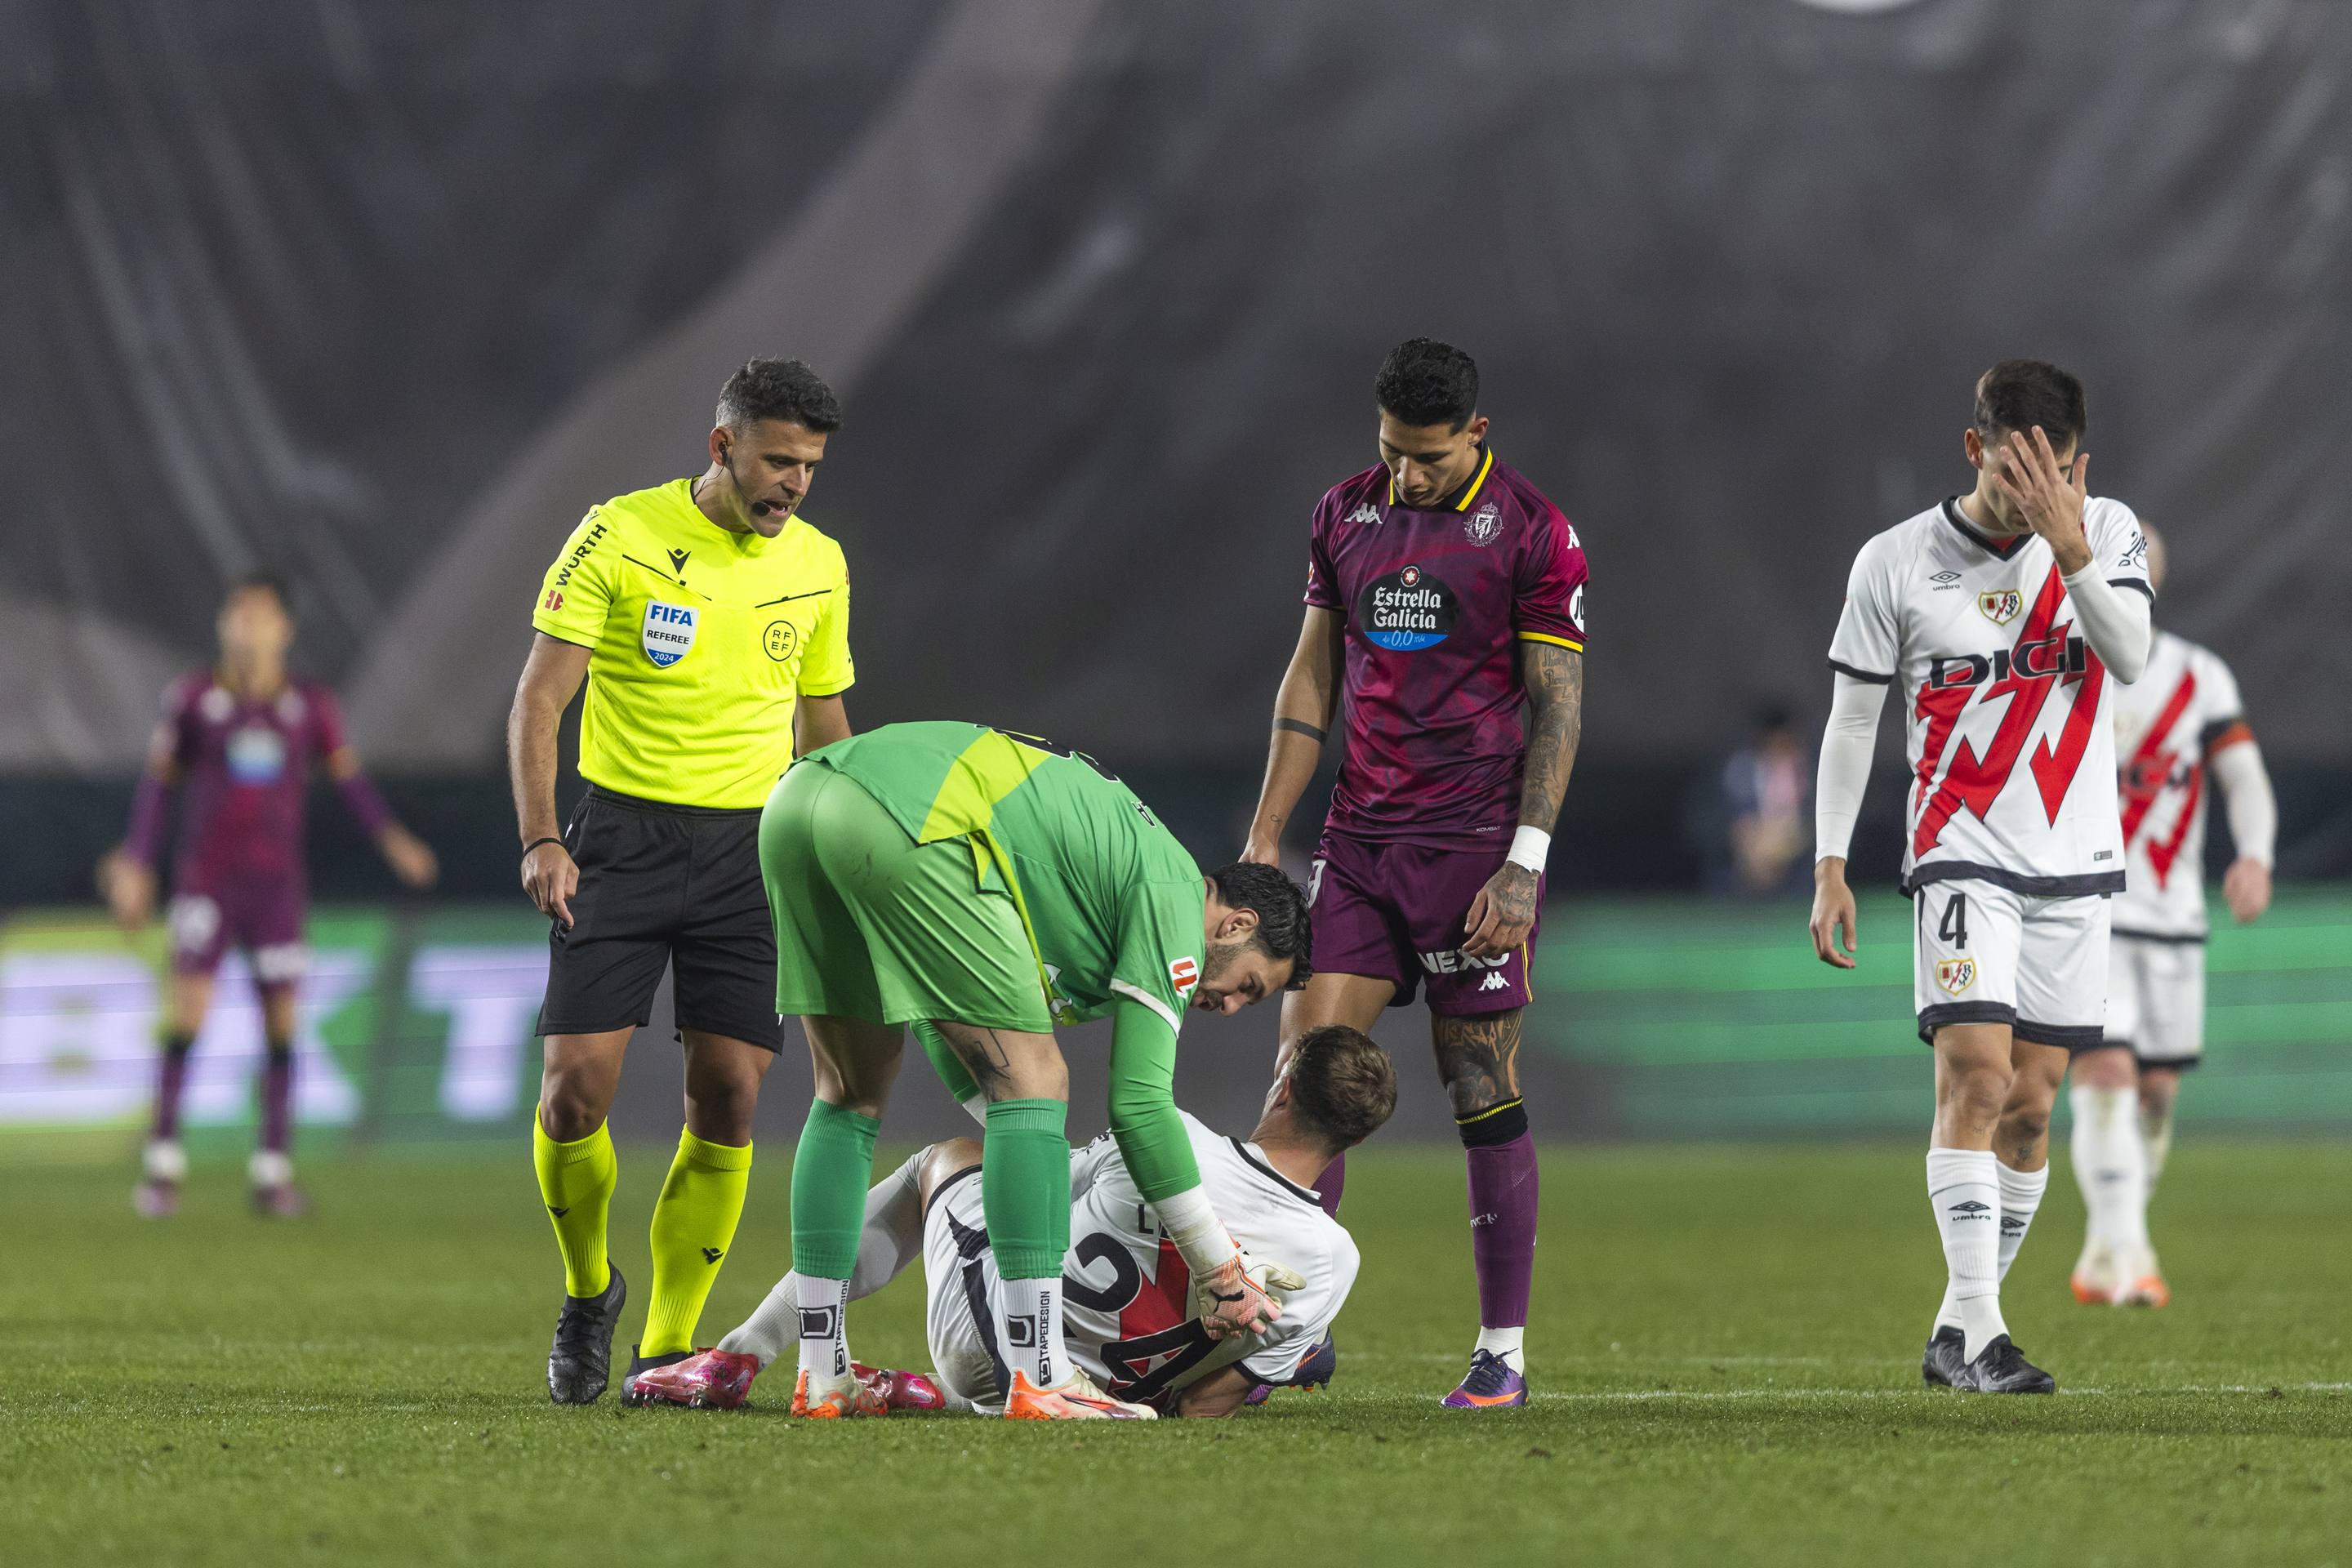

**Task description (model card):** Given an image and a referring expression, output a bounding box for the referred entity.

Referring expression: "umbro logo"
[1930,570,1962,590]
[2000,1215,2026,1232]
[547,1205,568,1218]
[667,548,690,574]
[701,1246,724,1263]
[1949,1200,1993,1220]
[1346,502,1384,526]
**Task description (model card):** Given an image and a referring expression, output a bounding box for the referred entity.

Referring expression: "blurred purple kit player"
[1245,339,1588,1409]
[105,573,437,1218]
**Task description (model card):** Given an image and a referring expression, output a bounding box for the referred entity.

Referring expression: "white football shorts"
[2105,933,2206,1069]
[1911,879,2109,1051]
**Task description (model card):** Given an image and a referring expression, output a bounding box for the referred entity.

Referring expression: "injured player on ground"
[630,1024,1397,1418]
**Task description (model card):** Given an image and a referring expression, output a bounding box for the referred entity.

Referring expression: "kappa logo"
[641,601,698,667]
[1169,956,1200,999]
[1948,1199,1993,1220]
[1978,589,2024,626]
[1479,971,1511,991]
[1930,570,1962,590]
[1346,501,1385,526]
[1936,956,1977,996]
[1463,501,1503,546]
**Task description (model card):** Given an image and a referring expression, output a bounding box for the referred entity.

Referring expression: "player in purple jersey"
[1244,339,1588,1408]
[100,574,439,1218]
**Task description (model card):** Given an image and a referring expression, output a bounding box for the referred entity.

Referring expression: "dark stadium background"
[3,0,2346,1147]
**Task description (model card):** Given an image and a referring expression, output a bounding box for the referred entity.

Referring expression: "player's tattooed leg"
[1432,1009,1525,1117]
[926,1020,1067,1104]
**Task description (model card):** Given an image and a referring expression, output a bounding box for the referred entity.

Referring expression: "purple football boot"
[1441,1348,1527,1409]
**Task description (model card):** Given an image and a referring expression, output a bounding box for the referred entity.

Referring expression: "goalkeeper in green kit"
[756,721,1315,1419]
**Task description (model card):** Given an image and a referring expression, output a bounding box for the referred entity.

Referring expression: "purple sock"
[152,1038,194,1142]
[1463,1124,1539,1329]
[260,1045,295,1156]
[1313,1153,1346,1218]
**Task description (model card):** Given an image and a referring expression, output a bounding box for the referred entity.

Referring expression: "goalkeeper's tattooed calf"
[930,1019,1018,1098]
[1432,1009,1524,1119]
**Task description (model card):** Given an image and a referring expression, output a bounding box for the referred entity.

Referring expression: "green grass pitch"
[5,1140,2347,1566]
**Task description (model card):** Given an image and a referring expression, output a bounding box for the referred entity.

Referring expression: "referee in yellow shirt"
[507,358,854,1405]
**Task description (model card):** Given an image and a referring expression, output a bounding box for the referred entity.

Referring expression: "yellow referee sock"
[532,1114,617,1299]
[642,1128,754,1356]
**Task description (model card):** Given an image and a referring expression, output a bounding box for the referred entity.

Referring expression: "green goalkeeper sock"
[983,1098,1072,1388]
[791,1098,880,1281]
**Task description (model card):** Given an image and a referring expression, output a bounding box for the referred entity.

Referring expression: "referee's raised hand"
[523,838,579,927]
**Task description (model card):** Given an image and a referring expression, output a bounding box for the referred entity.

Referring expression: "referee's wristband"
[521,835,564,862]
[1506,826,1551,875]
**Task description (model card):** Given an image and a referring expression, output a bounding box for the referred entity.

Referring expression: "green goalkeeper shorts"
[758,762,1052,1033]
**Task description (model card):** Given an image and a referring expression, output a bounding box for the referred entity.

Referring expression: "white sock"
[1927,1148,2006,1361]
[724,1153,928,1369]
[1996,1160,2049,1279]
[996,1275,1070,1390]
[1474,1326,1526,1374]
[2140,1100,2175,1194]
[793,1272,851,1384]
[2071,1085,2146,1254]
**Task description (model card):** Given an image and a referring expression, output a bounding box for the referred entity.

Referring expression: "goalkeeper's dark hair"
[1972,359,2085,450]
[1205,861,1313,987]
[1374,336,1479,431]
[1285,1025,1397,1154]
[717,357,842,434]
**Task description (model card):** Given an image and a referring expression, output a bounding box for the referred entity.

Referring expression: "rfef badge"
[642,602,698,667]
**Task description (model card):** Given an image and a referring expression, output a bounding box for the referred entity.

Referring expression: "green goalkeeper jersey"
[799,721,1209,1198]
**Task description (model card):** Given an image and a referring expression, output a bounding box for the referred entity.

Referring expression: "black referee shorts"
[536,785,785,1052]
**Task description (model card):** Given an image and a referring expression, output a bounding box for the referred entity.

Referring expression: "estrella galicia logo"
[641,601,697,666]
[1359,564,1457,651]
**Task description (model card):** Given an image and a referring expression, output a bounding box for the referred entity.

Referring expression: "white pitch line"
[1530,1383,2352,1402]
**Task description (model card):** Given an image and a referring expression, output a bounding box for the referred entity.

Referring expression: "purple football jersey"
[147,675,353,886]
[1305,450,1588,846]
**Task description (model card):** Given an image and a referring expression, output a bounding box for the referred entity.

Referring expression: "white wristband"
[1507,826,1551,874]
[1152,1185,1235,1276]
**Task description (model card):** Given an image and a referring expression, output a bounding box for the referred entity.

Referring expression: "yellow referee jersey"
[532,479,853,808]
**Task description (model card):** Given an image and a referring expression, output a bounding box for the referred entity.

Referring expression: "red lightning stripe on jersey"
[1911,565,2105,858]
[2144,760,2203,888]
[2118,667,2198,847]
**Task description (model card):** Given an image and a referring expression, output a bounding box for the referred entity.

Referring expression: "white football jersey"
[1061,1114,1357,1405]
[1829,496,2154,896]
[2113,630,2251,938]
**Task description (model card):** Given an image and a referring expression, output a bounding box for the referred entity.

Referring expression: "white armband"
[1507,826,1551,874]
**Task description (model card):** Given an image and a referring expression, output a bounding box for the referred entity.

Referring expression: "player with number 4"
[1809,361,2154,1395]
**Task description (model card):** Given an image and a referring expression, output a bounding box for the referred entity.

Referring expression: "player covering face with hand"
[747,721,1316,1419]
[630,1024,1396,1419]
[1811,360,2154,1395]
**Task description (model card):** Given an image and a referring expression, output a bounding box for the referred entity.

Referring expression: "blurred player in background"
[634,1023,1396,1419]
[101,572,439,1218]
[1245,337,1588,1409]
[512,358,855,1408]
[2068,524,2276,1307]
[756,720,1311,1419]
[1811,361,2152,1394]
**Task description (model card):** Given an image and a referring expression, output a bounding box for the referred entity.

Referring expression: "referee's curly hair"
[1206,861,1314,988]
[717,357,842,434]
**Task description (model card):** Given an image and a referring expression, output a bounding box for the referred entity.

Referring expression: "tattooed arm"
[1463,641,1584,960]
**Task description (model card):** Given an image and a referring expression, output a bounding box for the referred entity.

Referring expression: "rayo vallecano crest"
[1978,589,2023,626]
[1463,501,1503,547]
[1936,956,1977,996]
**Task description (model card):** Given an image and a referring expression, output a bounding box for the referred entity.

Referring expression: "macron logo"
[1346,502,1384,526]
